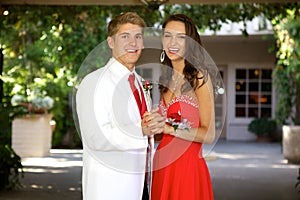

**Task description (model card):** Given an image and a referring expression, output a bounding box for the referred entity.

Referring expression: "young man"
[76,12,164,200]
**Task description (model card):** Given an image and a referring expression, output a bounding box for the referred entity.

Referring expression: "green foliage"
[162,3,298,35]
[0,3,298,148]
[248,118,277,137]
[1,2,298,191]
[0,5,163,148]
[0,144,23,191]
[273,7,300,125]
[296,168,300,199]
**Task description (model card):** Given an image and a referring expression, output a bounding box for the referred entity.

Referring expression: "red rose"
[143,80,152,91]
[168,112,182,123]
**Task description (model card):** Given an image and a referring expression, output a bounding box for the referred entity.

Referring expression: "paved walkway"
[0,140,299,200]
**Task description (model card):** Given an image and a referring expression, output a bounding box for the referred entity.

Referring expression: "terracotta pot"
[256,136,272,143]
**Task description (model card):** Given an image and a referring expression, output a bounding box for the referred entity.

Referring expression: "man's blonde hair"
[107,12,146,37]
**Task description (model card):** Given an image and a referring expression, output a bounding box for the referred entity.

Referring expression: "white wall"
[202,35,276,141]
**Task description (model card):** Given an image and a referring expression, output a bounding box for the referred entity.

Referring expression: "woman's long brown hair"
[159,14,208,95]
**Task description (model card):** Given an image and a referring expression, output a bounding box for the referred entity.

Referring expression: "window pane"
[249,82,258,92]
[236,69,246,79]
[261,69,272,79]
[143,69,152,79]
[216,96,222,104]
[260,94,272,104]
[249,69,259,80]
[248,107,259,117]
[236,95,246,104]
[235,68,273,118]
[236,107,246,117]
[216,107,222,116]
[249,94,259,104]
[236,81,246,92]
[261,82,272,92]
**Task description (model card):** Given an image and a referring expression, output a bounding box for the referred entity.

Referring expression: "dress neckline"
[162,94,199,108]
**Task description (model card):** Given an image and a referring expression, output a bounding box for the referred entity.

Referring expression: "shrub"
[0,145,23,190]
[248,118,277,137]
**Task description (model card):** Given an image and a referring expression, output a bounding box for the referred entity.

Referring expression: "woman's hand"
[164,124,175,135]
[142,108,165,136]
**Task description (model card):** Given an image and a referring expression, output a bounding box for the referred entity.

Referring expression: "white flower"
[31,96,54,110]
[11,95,27,106]
[11,94,54,111]
[166,117,191,131]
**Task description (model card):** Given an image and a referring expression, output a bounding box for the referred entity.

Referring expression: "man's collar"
[108,57,137,78]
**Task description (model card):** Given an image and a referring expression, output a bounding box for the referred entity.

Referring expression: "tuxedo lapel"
[107,59,142,121]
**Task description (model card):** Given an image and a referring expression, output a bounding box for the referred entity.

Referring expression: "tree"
[0,3,298,147]
[0,5,163,147]
[273,7,300,125]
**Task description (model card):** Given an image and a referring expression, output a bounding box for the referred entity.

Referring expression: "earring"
[160,50,165,63]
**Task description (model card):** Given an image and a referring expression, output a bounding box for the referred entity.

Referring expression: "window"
[136,68,153,80]
[235,68,272,118]
[215,71,225,130]
[136,68,153,97]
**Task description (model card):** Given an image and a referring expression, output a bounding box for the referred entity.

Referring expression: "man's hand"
[142,108,165,136]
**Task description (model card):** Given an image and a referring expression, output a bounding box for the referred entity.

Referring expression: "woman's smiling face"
[162,20,186,62]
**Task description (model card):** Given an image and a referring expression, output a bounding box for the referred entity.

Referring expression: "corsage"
[142,80,153,92]
[166,110,191,131]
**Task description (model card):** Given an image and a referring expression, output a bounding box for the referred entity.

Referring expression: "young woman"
[151,14,215,200]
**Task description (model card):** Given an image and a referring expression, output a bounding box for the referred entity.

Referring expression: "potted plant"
[248,118,277,142]
[11,94,54,114]
[273,10,300,163]
[10,91,55,157]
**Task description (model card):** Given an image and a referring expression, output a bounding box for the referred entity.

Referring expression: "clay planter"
[12,114,53,158]
[282,125,300,164]
[256,136,272,143]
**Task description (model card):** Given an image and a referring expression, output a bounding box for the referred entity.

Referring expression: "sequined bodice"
[159,94,200,128]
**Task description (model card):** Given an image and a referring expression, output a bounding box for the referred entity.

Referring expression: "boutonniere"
[166,110,191,131]
[142,80,153,92]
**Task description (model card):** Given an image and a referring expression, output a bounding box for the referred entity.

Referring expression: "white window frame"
[228,63,276,124]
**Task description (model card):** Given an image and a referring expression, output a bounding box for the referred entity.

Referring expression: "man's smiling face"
[107,23,144,71]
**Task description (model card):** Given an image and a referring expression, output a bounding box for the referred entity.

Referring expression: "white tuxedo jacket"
[76,58,153,200]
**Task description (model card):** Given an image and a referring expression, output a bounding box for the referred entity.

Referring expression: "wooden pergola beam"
[0,0,298,6]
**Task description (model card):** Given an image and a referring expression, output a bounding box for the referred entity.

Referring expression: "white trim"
[229,63,274,122]
[226,62,275,141]
[216,65,228,139]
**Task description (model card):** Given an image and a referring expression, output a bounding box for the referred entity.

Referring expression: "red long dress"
[151,95,214,200]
